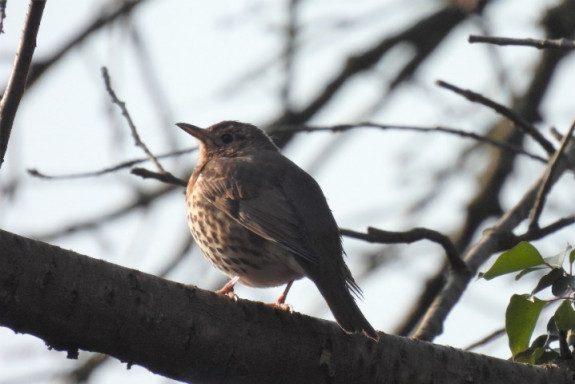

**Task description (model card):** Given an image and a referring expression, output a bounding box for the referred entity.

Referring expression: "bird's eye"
[220,133,234,144]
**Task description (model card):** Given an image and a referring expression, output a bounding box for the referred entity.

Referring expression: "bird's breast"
[186,181,304,287]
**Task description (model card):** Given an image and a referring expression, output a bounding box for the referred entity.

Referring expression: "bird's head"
[177,121,278,161]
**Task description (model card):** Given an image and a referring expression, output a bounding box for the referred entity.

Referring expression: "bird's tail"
[315,274,379,341]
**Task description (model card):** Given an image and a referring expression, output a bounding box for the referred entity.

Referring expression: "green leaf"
[534,350,560,364]
[555,301,575,332]
[482,242,545,280]
[570,250,575,266]
[514,346,545,364]
[530,334,550,349]
[515,265,547,280]
[531,268,564,294]
[506,294,546,359]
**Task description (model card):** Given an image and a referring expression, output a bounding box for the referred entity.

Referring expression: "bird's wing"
[195,153,336,267]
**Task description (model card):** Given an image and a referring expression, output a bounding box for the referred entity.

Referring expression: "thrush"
[177,120,378,340]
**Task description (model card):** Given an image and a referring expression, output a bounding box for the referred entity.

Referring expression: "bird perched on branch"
[177,120,378,340]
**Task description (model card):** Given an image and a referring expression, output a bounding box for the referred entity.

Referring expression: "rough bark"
[0,229,572,384]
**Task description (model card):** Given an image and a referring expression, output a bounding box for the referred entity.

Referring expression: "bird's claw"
[215,276,240,301]
[266,301,293,312]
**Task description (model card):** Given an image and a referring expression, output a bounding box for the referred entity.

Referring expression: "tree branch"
[529,120,575,229]
[131,167,187,187]
[469,35,575,50]
[0,229,572,384]
[436,80,555,155]
[268,4,477,147]
[101,67,165,173]
[275,123,547,162]
[31,185,178,241]
[23,1,143,91]
[398,0,575,336]
[341,226,467,273]
[413,138,575,341]
[27,147,196,180]
[0,0,46,169]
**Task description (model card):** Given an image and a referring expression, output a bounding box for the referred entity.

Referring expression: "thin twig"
[0,0,46,169]
[31,185,178,241]
[518,216,575,244]
[436,80,555,156]
[27,147,197,180]
[413,138,575,341]
[131,168,187,187]
[280,0,300,111]
[469,35,575,50]
[464,328,505,351]
[24,1,142,90]
[0,0,7,34]
[529,120,575,229]
[128,25,176,149]
[274,123,547,163]
[341,226,467,273]
[28,121,547,181]
[101,67,165,173]
[268,6,473,148]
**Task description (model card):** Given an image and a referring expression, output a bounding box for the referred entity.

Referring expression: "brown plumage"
[178,120,378,340]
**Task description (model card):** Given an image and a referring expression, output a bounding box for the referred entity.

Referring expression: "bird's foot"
[266,301,292,311]
[215,276,240,301]
[266,288,293,311]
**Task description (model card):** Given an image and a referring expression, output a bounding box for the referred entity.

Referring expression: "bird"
[177,120,378,340]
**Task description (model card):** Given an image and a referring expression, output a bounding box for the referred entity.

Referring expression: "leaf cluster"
[481,242,575,364]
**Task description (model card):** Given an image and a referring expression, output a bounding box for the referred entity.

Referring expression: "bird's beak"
[176,123,209,142]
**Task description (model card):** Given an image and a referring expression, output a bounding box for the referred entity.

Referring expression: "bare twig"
[0,0,7,34]
[131,167,187,187]
[469,35,575,50]
[268,5,475,147]
[24,1,142,90]
[413,138,575,341]
[519,216,575,244]
[101,67,165,173]
[550,127,563,141]
[402,0,575,341]
[464,328,505,351]
[280,0,300,111]
[436,80,555,155]
[128,26,176,149]
[31,185,178,241]
[0,0,46,169]
[274,123,547,163]
[341,227,467,273]
[27,147,196,180]
[529,120,575,229]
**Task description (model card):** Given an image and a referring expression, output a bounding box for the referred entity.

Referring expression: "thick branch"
[0,229,571,384]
